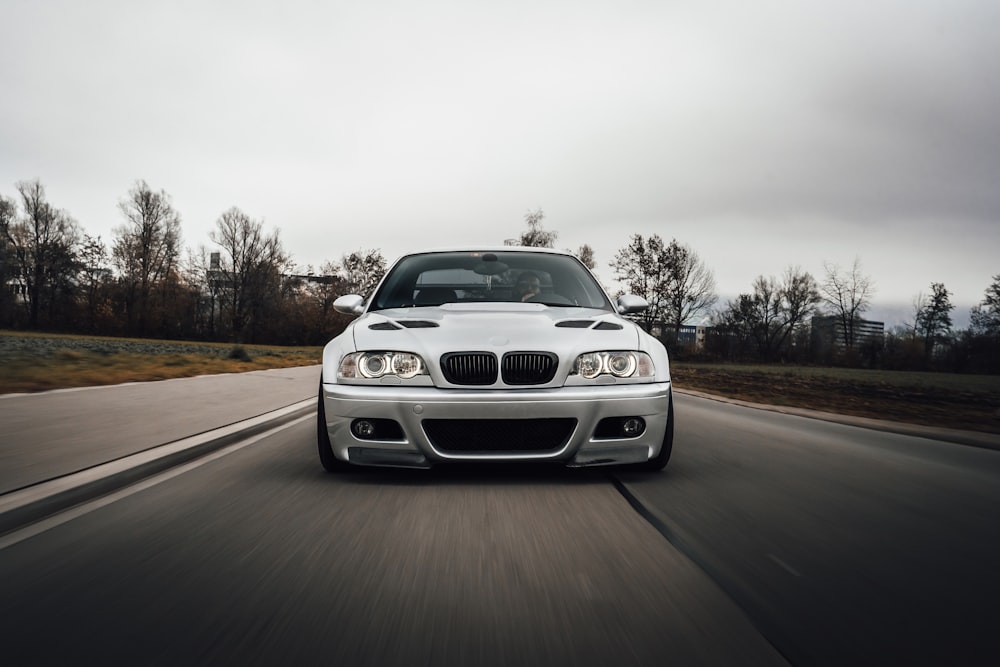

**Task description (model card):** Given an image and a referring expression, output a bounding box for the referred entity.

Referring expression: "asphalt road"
[620,396,1000,666]
[2,393,999,665]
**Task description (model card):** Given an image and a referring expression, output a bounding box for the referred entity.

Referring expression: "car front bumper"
[320,381,672,467]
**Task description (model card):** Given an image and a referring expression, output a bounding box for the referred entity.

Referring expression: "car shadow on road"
[320,461,617,487]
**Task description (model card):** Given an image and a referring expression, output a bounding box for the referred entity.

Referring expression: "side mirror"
[333,294,366,315]
[617,294,648,314]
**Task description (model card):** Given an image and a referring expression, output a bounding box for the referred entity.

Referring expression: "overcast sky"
[3,0,999,326]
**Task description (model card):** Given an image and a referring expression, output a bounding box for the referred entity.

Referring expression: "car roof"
[397,246,574,257]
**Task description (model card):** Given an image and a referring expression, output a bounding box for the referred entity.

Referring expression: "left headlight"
[338,351,427,380]
[571,351,654,379]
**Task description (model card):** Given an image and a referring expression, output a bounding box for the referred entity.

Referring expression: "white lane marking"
[0,414,312,551]
[768,554,802,578]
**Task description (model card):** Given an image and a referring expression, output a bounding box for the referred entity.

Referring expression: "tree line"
[607,232,999,373]
[2,185,998,373]
[524,211,1000,374]
[0,179,384,345]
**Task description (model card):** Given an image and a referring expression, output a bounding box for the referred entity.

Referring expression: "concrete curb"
[0,398,315,536]
[674,388,1000,451]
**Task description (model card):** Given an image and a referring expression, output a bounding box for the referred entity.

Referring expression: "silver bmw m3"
[318,247,674,471]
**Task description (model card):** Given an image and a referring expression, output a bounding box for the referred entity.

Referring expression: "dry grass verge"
[0,331,321,394]
[671,363,1000,435]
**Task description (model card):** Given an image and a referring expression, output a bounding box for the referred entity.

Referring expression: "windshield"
[369,251,613,311]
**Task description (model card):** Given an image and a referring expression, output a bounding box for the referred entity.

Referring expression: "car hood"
[351,303,640,358]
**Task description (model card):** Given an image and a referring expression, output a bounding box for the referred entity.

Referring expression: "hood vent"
[368,320,440,330]
[555,319,625,331]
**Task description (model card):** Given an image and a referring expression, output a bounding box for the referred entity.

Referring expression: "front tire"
[638,391,673,472]
[317,378,351,473]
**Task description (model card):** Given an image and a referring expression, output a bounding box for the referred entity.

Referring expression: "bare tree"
[574,244,596,270]
[915,282,953,358]
[743,277,789,359]
[77,235,113,332]
[715,267,820,361]
[210,207,290,342]
[0,195,14,231]
[660,239,717,340]
[517,208,557,248]
[298,259,351,343]
[179,245,222,339]
[610,234,666,332]
[610,234,717,342]
[0,194,16,325]
[338,248,387,297]
[2,180,80,328]
[820,258,875,352]
[112,180,182,335]
[710,293,758,359]
[970,274,1000,337]
[783,266,823,324]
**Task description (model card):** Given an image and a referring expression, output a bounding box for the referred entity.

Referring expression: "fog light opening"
[352,419,377,439]
[621,417,645,438]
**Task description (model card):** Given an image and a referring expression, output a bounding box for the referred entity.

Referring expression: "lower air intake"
[423,418,577,453]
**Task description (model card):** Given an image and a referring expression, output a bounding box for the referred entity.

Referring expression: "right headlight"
[571,351,654,379]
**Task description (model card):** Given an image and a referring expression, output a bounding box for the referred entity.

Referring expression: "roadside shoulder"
[674,387,1000,451]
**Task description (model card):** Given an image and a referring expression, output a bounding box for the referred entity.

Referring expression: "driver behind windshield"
[514,272,541,301]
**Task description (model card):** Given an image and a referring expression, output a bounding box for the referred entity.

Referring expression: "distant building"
[650,322,710,350]
[810,315,884,354]
[677,324,709,350]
